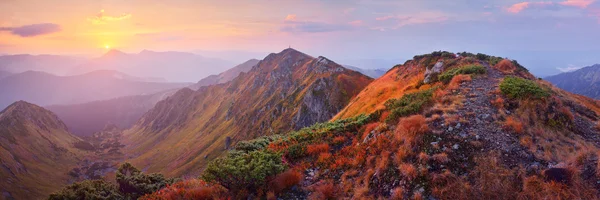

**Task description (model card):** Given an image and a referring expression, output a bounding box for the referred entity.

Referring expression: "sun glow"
[105,45,110,49]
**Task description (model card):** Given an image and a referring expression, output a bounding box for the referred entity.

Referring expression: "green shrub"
[500,77,549,99]
[202,150,286,193]
[286,144,306,160]
[116,163,177,199]
[438,65,486,84]
[235,136,281,152]
[385,89,434,123]
[49,180,123,200]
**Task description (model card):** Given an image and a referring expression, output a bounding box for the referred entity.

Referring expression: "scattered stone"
[452,144,460,150]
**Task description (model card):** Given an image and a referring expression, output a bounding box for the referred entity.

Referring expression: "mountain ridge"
[546,64,600,99]
[123,48,372,176]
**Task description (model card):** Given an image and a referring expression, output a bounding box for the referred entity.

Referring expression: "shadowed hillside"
[123,48,372,177]
[0,101,87,199]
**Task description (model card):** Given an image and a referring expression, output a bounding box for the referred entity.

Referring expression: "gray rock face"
[293,77,343,129]
[424,61,444,83]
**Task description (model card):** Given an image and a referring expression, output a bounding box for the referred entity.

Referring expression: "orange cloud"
[285,14,297,21]
[559,0,595,8]
[88,10,132,24]
[506,2,553,13]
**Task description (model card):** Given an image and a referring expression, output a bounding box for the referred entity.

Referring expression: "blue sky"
[0,0,599,76]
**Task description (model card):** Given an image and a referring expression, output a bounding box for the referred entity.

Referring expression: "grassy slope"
[0,101,87,199]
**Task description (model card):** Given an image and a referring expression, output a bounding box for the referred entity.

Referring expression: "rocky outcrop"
[424,61,444,83]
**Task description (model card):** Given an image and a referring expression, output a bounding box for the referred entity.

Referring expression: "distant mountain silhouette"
[70,49,236,82]
[0,54,85,75]
[0,70,190,109]
[191,59,260,89]
[546,64,600,99]
[344,65,387,78]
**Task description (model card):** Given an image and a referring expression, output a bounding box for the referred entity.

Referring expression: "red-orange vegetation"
[447,74,472,90]
[398,163,417,180]
[376,151,391,172]
[418,152,430,164]
[433,88,448,98]
[430,171,473,199]
[311,181,338,200]
[494,59,516,74]
[395,145,411,165]
[413,192,424,200]
[333,136,346,144]
[317,152,332,165]
[141,179,226,200]
[272,169,303,193]
[520,175,597,200]
[307,143,330,155]
[559,106,575,122]
[504,117,524,134]
[362,122,379,140]
[391,187,404,200]
[520,136,534,148]
[379,111,391,122]
[491,97,505,109]
[432,153,450,164]
[395,115,429,144]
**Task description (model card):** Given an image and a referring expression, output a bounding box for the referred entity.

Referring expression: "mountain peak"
[0,100,68,131]
[102,49,127,58]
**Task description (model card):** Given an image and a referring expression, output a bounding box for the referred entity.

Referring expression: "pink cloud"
[506,1,553,13]
[589,9,600,23]
[375,16,395,21]
[372,13,449,30]
[348,20,363,26]
[559,0,595,8]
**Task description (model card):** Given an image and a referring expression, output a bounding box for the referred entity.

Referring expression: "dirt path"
[429,61,541,169]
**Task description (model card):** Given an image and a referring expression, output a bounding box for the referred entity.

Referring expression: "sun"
[105,45,110,49]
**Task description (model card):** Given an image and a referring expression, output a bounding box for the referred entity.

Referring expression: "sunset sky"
[1,0,599,76]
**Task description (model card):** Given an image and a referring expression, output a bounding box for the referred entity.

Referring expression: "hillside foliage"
[50,163,176,200]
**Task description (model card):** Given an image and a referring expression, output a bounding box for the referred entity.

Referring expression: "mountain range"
[123,48,372,176]
[47,59,263,137]
[0,54,86,75]
[546,64,600,99]
[344,65,387,78]
[0,70,190,109]
[3,49,600,199]
[70,49,236,82]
